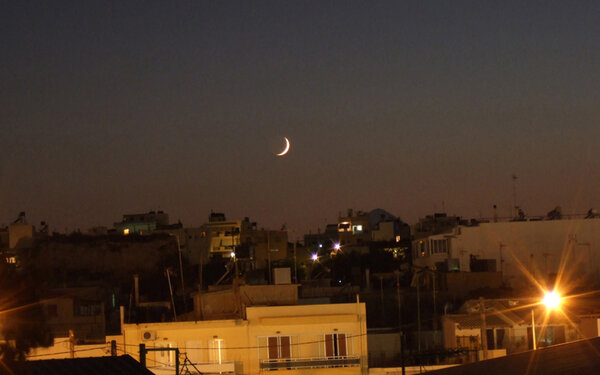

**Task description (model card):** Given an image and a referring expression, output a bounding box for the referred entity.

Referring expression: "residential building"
[122,301,368,375]
[442,298,578,362]
[412,215,600,289]
[200,213,256,259]
[40,287,107,342]
[337,208,397,248]
[114,211,172,235]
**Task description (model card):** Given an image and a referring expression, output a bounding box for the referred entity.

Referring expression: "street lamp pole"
[531,308,537,350]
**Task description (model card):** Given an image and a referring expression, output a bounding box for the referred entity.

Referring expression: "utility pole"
[479,297,488,360]
[166,268,177,321]
[267,231,272,284]
[395,271,405,375]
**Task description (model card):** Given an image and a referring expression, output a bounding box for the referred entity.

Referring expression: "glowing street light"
[542,291,561,309]
[311,253,318,261]
[532,290,562,350]
[333,243,341,251]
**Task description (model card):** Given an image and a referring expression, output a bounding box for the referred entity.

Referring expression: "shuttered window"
[324,333,348,357]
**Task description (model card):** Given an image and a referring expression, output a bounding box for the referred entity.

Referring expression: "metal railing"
[260,355,360,370]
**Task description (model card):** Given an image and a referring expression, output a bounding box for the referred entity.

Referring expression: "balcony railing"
[260,356,360,370]
[148,361,235,375]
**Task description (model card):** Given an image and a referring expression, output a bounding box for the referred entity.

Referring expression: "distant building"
[337,208,398,248]
[442,298,578,361]
[412,214,600,289]
[41,287,106,342]
[304,224,339,252]
[199,213,256,259]
[114,211,174,235]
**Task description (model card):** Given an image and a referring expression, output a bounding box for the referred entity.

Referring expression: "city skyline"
[2,1,599,235]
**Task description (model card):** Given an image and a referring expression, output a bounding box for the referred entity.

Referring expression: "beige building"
[121,302,368,375]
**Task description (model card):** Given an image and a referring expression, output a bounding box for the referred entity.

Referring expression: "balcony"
[260,356,360,370]
[149,361,235,375]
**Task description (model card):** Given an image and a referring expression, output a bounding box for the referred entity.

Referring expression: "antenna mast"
[512,174,518,218]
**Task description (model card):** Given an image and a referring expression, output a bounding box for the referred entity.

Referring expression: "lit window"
[352,225,363,234]
[395,236,401,243]
[209,338,225,364]
[123,229,130,235]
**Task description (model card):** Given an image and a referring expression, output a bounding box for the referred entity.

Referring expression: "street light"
[532,290,562,350]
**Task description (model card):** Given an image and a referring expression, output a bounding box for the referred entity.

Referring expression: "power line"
[114,332,367,351]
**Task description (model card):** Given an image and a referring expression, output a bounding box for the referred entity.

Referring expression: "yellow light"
[123,228,130,235]
[543,291,561,309]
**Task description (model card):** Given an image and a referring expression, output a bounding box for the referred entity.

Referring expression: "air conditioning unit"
[141,330,156,341]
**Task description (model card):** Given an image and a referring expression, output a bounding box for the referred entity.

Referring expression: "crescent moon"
[276,137,291,156]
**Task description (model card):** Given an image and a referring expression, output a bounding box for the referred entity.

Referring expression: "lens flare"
[543,291,561,309]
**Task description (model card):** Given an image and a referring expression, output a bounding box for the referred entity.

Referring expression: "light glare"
[543,291,561,309]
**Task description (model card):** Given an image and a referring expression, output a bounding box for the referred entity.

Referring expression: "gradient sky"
[1,1,599,235]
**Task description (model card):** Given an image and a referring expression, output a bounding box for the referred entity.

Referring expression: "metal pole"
[417,273,421,356]
[267,231,272,284]
[174,234,187,313]
[166,268,178,321]
[396,271,405,375]
[139,344,146,367]
[293,236,297,283]
[531,309,537,350]
[479,297,488,360]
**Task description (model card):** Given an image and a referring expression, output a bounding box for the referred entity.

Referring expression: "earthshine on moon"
[276,137,291,156]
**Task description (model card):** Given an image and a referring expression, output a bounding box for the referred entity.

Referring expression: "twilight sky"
[1,1,599,235]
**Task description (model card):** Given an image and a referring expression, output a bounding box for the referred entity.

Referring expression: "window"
[185,340,203,364]
[156,342,177,366]
[324,333,347,357]
[268,336,291,360]
[208,338,225,364]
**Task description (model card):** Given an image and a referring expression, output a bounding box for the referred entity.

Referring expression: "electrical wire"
[27,346,110,358]
[113,331,367,351]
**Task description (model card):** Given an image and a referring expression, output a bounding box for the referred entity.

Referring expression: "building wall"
[121,302,368,374]
[8,223,34,248]
[251,229,289,266]
[414,218,600,288]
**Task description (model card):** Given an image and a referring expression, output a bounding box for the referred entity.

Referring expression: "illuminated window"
[395,236,401,243]
[209,338,225,364]
[352,225,363,234]
[338,222,351,232]
[123,228,130,235]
